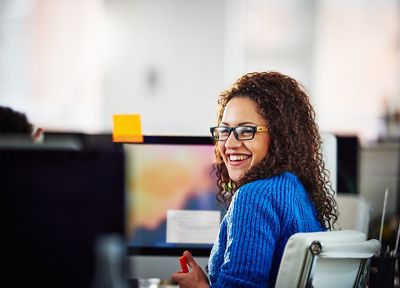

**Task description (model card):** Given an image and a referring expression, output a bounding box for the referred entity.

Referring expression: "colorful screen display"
[125,141,223,253]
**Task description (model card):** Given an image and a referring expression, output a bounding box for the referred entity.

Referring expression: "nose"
[224,131,241,148]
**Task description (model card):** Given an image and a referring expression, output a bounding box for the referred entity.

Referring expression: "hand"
[171,251,210,288]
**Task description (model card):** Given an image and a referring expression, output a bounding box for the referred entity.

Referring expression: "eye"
[211,127,231,140]
[237,126,254,137]
[217,127,230,137]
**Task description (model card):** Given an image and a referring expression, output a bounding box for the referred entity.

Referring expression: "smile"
[228,154,251,161]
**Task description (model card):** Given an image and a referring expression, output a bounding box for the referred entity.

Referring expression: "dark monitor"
[336,135,360,194]
[125,136,223,258]
[43,132,121,151]
[0,148,125,288]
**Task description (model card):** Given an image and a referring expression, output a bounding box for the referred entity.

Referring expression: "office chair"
[336,194,371,235]
[275,230,380,288]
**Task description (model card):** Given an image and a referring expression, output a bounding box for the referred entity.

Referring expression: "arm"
[213,181,281,287]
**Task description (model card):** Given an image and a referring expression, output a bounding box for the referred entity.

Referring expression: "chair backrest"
[336,194,371,235]
[275,230,380,288]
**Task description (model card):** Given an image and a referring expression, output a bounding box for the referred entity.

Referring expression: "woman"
[171,71,338,287]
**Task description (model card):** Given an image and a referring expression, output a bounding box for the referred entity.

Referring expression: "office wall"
[1,0,399,143]
[101,0,226,135]
[0,0,226,135]
[312,0,400,144]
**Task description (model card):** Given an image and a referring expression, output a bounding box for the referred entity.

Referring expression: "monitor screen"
[0,148,125,288]
[336,135,359,194]
[125,136,223,256]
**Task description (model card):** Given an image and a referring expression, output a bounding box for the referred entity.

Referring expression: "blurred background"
[0,0,399,142]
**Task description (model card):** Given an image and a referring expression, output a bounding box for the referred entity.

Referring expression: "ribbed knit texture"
[208,172,324,287]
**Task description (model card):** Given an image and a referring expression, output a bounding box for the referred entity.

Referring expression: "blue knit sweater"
[208,172,324,287]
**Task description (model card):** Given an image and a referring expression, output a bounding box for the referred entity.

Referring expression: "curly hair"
[213,71,338,230]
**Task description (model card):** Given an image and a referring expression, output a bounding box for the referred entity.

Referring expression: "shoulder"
[227,172,303,235]
[229,172,303,213]
[235,171,303,199]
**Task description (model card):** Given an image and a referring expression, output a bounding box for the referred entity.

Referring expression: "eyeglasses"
[210,126,268,141]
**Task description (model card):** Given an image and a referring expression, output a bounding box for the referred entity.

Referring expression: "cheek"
[252,138,269,163]
[262,140,269,158]
[218,142,226,160]
[253,149,266,164]
[218,142,225,153]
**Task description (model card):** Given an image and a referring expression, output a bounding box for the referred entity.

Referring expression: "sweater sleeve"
[211,180,281,288]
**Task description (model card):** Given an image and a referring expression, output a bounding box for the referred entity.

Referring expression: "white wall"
[0,0,399,143]
[0,0,227,135]
[241,0,316,89]
[312,0,400,144]
[101,0,225,135]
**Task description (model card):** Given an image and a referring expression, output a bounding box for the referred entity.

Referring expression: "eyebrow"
[220,121,259,126]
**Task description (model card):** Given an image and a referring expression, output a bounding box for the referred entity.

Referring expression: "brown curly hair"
[213,71,338,230]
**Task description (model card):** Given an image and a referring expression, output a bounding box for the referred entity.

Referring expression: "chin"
[228,172,244,182]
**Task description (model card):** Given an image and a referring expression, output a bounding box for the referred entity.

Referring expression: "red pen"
[179,255,189,273]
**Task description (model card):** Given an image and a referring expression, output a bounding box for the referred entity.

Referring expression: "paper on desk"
[166,210,220,244]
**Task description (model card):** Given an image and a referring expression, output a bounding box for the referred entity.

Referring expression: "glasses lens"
[235,126,256,140]
[212,127,230,140]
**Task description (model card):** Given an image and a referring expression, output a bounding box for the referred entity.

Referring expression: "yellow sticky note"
[112,114,143,143]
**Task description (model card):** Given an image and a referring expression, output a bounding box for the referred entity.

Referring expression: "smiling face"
[218,97,270,182]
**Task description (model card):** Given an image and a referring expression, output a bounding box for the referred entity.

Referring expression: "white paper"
[166,210,220,244]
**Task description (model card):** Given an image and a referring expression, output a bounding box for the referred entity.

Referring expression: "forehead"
[221,97,265,124]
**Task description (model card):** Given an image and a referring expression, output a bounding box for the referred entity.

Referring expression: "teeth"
[229,154,250,161]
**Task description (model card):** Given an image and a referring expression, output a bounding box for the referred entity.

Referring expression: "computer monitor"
[125,136,222,254]
[42,132,121,151]
[336,135,359,194]
[0,147,125,288]
[125,136,222,278]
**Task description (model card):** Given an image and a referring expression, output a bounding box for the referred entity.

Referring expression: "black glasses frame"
[209,126,268,141]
